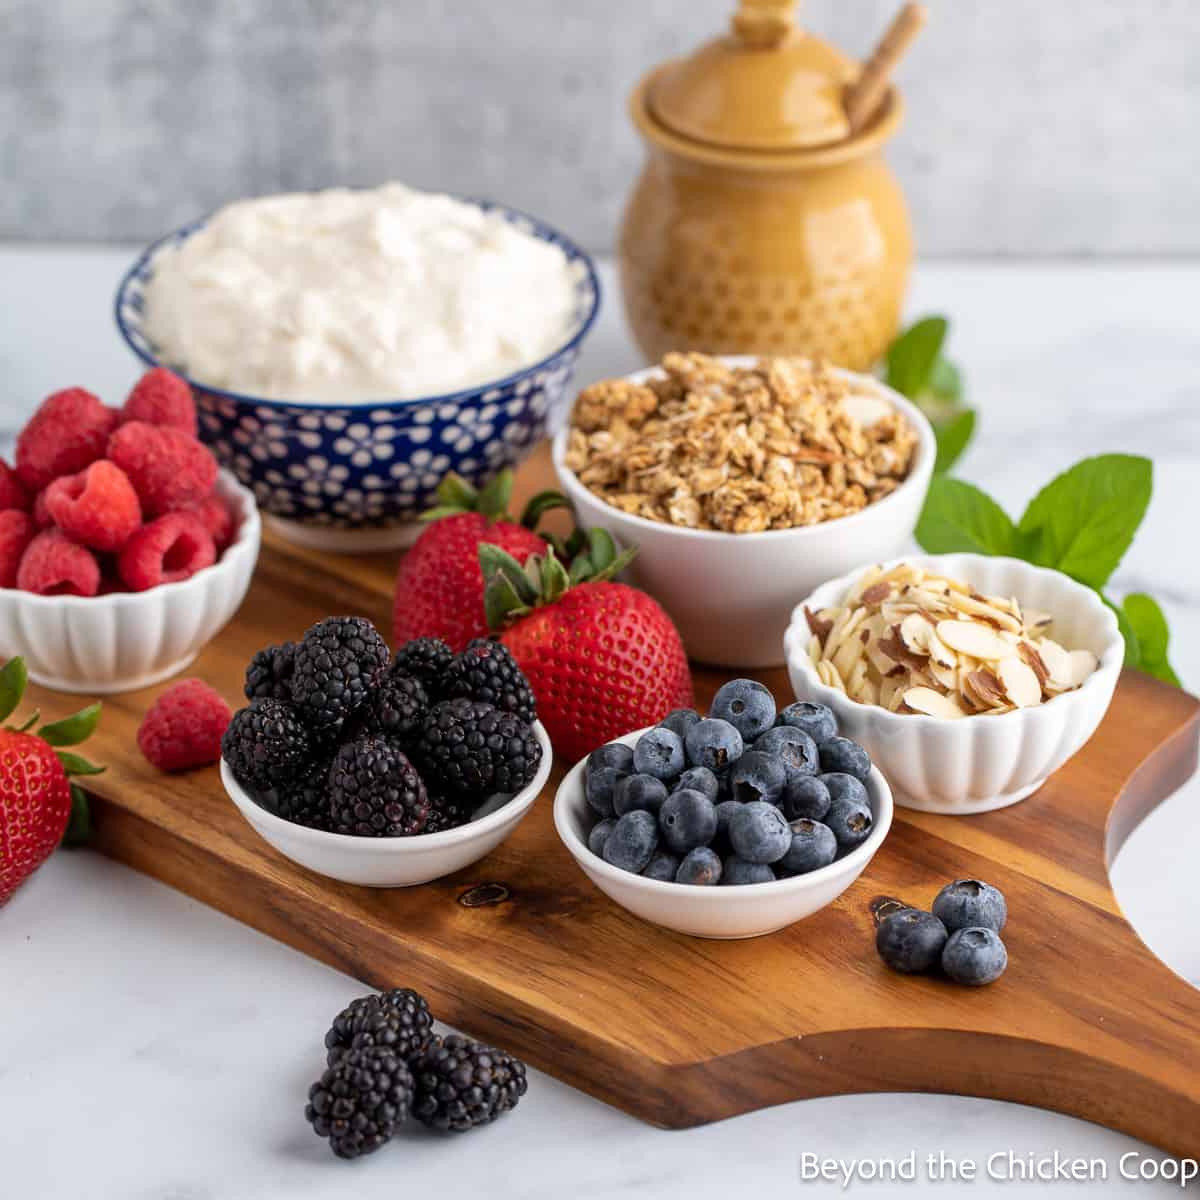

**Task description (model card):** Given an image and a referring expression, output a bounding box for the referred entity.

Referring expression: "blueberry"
[659,708,701,740]
[588,742,635,775]
[876,909,948,974]
[602,810,659,873]
[778,819,838,875]
[822,771,869,809]
[753,725,819,786]
[472,792,514,821]
[633,727,685,781]
[675,765,719,802]
[614,773,669,817]
[684,718,744,772]
[778,701,838,745]
[722,857,776,885]
[932,879,1008,934]
[824,788,874,849]
[658,788,718,855]
[710,679,776,741]
[728,800,792,864]
[642,851,682,882]
[676,846,723,886]
[730,750,786,805]
[780,775,831,822]
[585,765,627,817]
[713,799,741,843]
[587,817,617,857]
[942,927,1008,986]
[819,736,871,782]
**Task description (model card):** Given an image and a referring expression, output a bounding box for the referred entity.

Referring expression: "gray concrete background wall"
[3,0,1198,256]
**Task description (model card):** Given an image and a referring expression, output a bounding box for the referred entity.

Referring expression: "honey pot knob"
[731,0,796,49]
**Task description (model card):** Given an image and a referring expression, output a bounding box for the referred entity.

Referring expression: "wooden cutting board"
[24,443,1200,1155]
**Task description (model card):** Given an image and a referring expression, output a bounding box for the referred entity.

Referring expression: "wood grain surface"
[24,443,1200,1152]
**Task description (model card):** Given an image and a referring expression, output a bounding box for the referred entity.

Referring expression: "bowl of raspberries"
[0,371,260,693]
[220,619,552,886]
[554,679,894,939]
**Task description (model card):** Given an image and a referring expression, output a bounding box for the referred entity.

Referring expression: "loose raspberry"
[122,368,198,437]
[16,528,101,596]
[137,678,233,772]
[108,422,218,516]
[118,512,215,591]
[16,388,120,491]
[174,493,235,551]
[0,511,34,587]
[44,460,142,552]
[31,488,54,529]
[0,461,29,512]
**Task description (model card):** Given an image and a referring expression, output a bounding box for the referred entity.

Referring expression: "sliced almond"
[878,627,928,673]
[996,657,1043,708]
[804,605,833,645]
[859,580,892,606]
[1037,638,1073,691]
[936,620,1013,661]
[925,626,958,670]
[929,658,959,692]
[899,612,933,654]
[1067,649,1099,687]
[903,687,967,719]
[964,668,1007,709]
[946,590,1022,633]
[817,660,845,692]
[1017,641,1050,691]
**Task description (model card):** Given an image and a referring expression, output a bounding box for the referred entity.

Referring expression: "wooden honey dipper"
[844,2,928,133]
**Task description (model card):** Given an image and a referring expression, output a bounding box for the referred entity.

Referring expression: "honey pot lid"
[648,0,858,152]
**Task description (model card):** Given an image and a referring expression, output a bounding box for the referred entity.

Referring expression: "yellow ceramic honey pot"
[619,0,925,371]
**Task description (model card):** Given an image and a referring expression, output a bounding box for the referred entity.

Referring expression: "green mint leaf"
[1102,594,1142,668]
[39,702,101,748]
[1121,593,1181,687]
[933,408,976,475]
[916,476,1018,556]
[1017,454,1152,589]
[0,657,27,725]
[885,316,947,399]
[928,356,964,406]
[63,784,91,848]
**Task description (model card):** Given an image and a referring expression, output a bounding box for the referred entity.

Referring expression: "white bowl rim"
[785,552,1125,729]
[0,467,260,609]
[222,719,553,852]
[551,359,936,544]
[554,723,893,895]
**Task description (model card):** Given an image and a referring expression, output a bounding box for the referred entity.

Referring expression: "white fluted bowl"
[554,725,893,939]
[784,554,1125,815]
[0,469,260,694]
[222,721,553,887]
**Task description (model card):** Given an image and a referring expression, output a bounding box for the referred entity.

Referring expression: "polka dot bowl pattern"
[114,202,601,553]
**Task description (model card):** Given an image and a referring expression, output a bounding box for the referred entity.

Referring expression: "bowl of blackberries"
[220,617,552,887]
[553,679,894,939]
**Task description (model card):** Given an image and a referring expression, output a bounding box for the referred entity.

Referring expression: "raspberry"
[176,493,234,550]
[16,528,101,596]
[16,388,119,491]
[31,488,53,529]
[118,512,216,591]
[44,460,142,552]
[0,511,34,587]
[0,461,29,512]
[122,368,197,437]
[137,678,233,772]
[108,421,218,516]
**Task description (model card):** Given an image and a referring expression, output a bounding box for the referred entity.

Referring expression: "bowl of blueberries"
[553,678,894,939]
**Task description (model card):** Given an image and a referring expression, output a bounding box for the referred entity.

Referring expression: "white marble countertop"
[1,247,1198,1199]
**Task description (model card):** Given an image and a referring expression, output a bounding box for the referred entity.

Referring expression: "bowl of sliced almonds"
[783,554,1124,814]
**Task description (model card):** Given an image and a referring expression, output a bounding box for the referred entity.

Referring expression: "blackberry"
[290,616,390,738]
[354,670,429,742]
[259,757,332,830]
[221,699,313,794]
[305,1044,414,1159]
[391,637,454,697]
[243,640,296,702]
[329,736,431,836]
[325,988,434,1067]
[443,638,537,724]
[410,1034,528,1133]
[424,794,472,834]
[415,699,542,798]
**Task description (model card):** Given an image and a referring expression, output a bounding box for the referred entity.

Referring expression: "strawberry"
[480,533,693,762]
[0,658,103,906]
[393,471,558,652]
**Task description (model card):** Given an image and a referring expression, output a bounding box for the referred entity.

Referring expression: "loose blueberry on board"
[675,765,719,802]
[587,817,617,858]
[585,765,626,818]
[659,708,701,740]
[753,725,819,786]
[676,846,723,886]
[819,736,872,783]
[588,742,634,776]
[876,909,949,974]
[659,788,719,855]
[613,773,669,818]
[684,718,744,772]
[602,810,659,873]
[633,727,686,781]
[778,818,838,876]
[722,857,776,886]
[942,927,1009,986]
[729,801,792,864]
[932,879,1008,934]
[778,701,838,745]
[710,678,776,742]
[472,792,513,821]
[780,774,832,822]
[824,790,874,849]
[730,750,787,806]
[642,851,682,882]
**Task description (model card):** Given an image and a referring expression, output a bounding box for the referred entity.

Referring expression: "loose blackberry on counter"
[443,638,537,724]
[415,698,542,798]
[243,641,296,702]
[305,1044,414,1159]
[329,736,431,837]
[390,637,454,697]
[325,988,434,1067]
[290,616,390,738]
[410,1034,528,1133]
[221,698,313,795]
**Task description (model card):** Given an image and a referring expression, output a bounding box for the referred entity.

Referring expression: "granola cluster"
[563,353,918,534]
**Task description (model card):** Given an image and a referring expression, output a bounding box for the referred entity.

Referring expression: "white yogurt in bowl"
[141,183,578,403]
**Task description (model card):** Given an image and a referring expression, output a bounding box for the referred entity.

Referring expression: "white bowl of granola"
[783,555,1124,814]
[552,354,935,667]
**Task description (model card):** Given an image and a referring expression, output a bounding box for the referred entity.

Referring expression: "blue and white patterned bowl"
[114,201,601,552]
